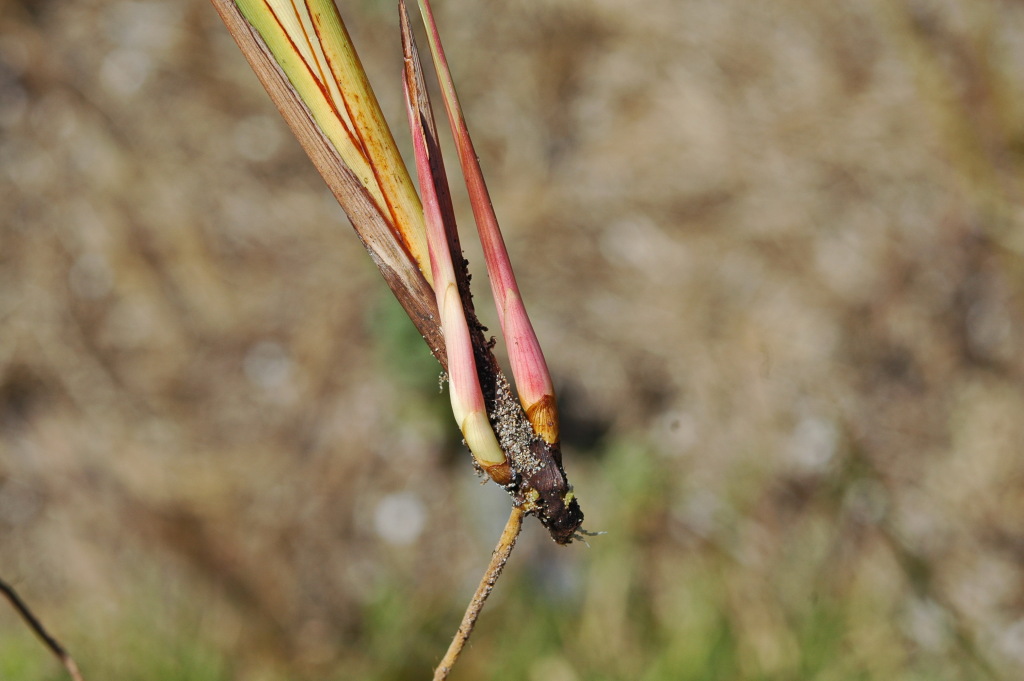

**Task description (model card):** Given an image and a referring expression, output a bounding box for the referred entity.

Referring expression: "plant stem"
[0,577,86,681]
[433,505,525,681]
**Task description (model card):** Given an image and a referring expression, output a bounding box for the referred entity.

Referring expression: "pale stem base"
[433,504,525,681]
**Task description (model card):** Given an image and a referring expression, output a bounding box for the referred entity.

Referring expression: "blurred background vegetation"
[2,0,1024,679]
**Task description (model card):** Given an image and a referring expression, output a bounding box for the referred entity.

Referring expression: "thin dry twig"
[0,577,86,681]
[433,505,525,681]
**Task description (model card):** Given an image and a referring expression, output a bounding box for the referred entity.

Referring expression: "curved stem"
[433,505,525,681]
[0,577,86,681]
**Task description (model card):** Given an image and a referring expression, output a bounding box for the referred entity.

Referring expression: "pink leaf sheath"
[417,0,559,445]
[400,3,510,484]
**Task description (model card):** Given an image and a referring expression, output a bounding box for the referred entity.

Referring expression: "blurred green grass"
[3,0,1024,679]
[0,439,1004,681]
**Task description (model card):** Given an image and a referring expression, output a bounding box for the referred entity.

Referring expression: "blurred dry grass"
[2,0,1024,679]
